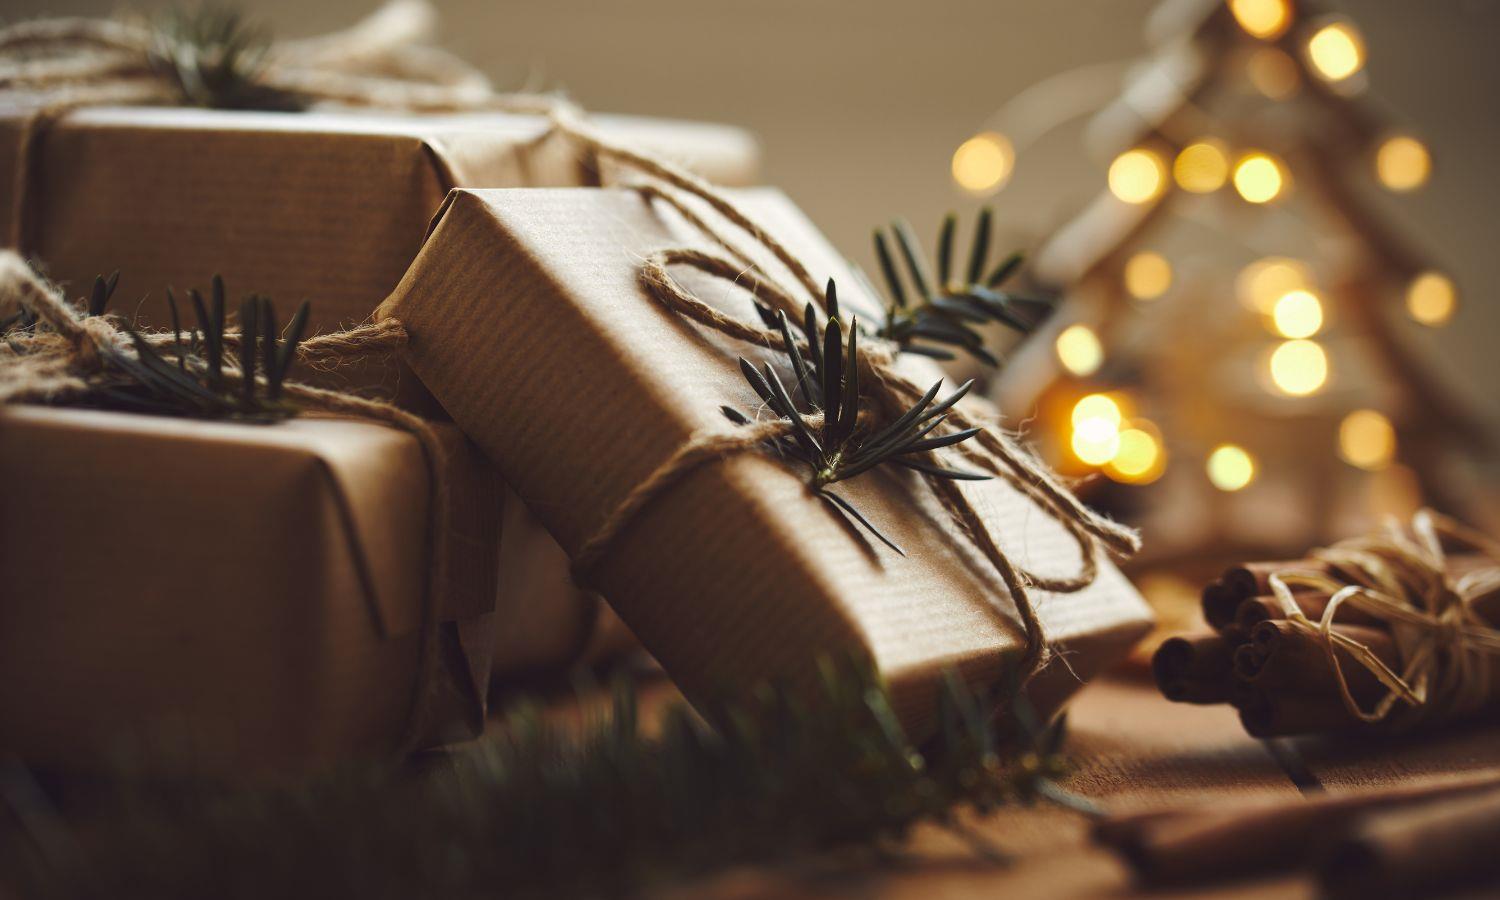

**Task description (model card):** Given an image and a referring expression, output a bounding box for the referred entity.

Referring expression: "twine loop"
[1269,509,1500,727]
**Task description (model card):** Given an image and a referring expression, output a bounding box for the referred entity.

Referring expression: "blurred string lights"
[950,0,1456,494]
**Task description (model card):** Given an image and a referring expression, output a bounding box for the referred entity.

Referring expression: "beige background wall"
[15,0,1499,428]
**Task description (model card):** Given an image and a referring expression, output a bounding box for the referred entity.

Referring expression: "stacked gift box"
[0,25,1151,778]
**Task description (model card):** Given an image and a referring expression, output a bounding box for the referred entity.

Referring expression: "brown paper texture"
[0,102,754,679]
[0,405,500,774]
[382,187,1153,735]
[0,104,759,337]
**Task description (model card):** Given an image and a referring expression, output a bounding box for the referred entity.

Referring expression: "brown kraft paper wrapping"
[0,104,759,337]
[380,187,1153,735]
[1,104,747,676]
[0,405,501,774]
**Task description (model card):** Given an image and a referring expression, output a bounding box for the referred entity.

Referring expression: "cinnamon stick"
[1151,633,1236,704]
[1318,783,1500,900]
[1093,772,1500,887]
[1234,620,1401,737]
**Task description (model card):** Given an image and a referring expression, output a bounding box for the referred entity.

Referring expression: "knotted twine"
[544,110,1140,682]
[1268,509,1500,728]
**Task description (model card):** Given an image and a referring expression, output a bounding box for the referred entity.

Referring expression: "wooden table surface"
[650,673,1500,899]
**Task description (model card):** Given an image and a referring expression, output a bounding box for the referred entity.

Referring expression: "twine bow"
[1269,509,1500,726]
[547,111,1139,682]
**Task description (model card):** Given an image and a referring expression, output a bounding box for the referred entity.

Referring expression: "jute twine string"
[1268,509,1500,727]
[0,252,447,754]
[548,110,1138,681]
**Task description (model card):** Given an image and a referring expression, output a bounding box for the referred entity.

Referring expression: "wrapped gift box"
[0,104,759,337]
[380,187,1154,735]
[0,405,501,775]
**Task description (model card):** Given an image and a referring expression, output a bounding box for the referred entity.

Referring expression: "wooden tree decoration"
[961,0,1490,563]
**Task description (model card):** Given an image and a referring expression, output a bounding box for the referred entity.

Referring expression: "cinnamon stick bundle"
[1093,772,1500,887]
[1153,552,1499,737]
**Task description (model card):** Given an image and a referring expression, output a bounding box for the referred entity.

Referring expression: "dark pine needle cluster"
[730,280,987,553]
[870,208,1055,365]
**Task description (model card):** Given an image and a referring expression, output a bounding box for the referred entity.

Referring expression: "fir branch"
[871,209,1055,364]
[145,4,304,111]
[730,279,988,552]
[3,272,309,422]
[1,660,1090,899]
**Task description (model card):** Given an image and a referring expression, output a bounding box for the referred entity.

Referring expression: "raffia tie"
[0,252,445,754]
[548,110,1139,682]
[1268,509,1500,727]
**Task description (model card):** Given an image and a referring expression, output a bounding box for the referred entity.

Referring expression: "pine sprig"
[145,5,304,111]
[730,279,987,553]
[870,209,1054,364]
[1,660,1093,899]
[3,272,310,422]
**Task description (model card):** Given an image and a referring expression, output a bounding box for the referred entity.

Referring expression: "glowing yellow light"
[1237,257,1312,313]
[1375,135,1430,192]
[1207,444,1256,491]
[1173,140,1230,193]
[1056,324,1104,376]
[1271,289,1324,338]
[1124,252,1173,300]
[1069,393,1124,466]
[1071,393,1122,428]
[1339,409,1396,471]
[952,132,1014,194]
[1106,421,1166,484]
[1233,152,1287,204]
[1108,149,1167,204]
[1268,339,1328,396]
[1308,21,1365,82]
[1247,47,1300,100]
[1228,0,1291,39]
[1071,422,1121,466]
[1406,271,1457,326]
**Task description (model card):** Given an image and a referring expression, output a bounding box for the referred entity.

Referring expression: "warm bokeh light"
[1072,393,1123,428]
[1228,0,1292,40]
[1406,271,1457,326]
[1106,421,1167,484]
[1070,394,1123,466]
[1207,444,1256,491]
[1056,324,1104,376]
[1246,47,1301,100]
[1108,149,1167,204]
[1124,251,1173,300]
[1307,21,1365,82]
[1173,140,1230,193]
[1339,409,1396,471]
[1233,152,1287,203]
[1375,136,1430,192]
[1268,339,1328,396]
[1237,257,1312,312]
[952,132,1014,194]
[1271,289,1324,338]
